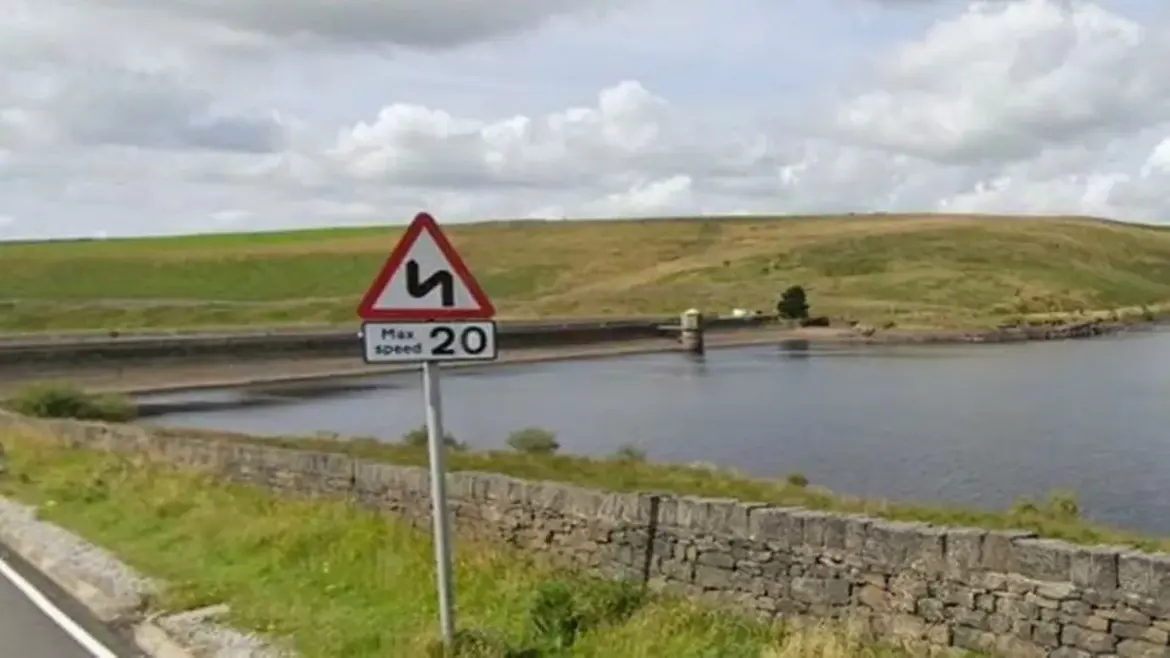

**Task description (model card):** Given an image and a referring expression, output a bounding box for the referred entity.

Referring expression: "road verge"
[0,496,291,657]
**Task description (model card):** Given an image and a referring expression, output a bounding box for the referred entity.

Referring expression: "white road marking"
[0,555,120,658]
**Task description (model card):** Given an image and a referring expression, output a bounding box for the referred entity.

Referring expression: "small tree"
[777,285,810,320]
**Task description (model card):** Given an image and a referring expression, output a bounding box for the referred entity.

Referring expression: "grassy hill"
[2,213,1170,332]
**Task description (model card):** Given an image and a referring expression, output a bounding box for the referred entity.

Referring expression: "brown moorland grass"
[2,213,1170,332]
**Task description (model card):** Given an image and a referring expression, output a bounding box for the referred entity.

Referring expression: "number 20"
[430,325,488,356]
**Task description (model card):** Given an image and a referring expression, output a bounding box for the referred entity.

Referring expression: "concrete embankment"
[0,316,780,369]
[0,316,1145,399]
[0,315,1141,370]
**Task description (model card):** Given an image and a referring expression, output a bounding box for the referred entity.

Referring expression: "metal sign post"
[422,361,455,642]
[356,212,498,647]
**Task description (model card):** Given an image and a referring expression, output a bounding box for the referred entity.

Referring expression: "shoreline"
[1,330,797,398]
[0,314,1148,353]
[0,319,1155,399]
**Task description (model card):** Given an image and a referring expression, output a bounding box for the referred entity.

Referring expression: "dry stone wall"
[4,412,1170,658]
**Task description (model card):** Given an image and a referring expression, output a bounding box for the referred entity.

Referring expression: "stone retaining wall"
[4,413,1170,658]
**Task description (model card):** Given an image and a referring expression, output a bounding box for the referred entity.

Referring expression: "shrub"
[401,426,467,452]
[785,472,810,488]
[1042,490,1082,520]
[6,382,136,422]
[506,428,560,455]
[610,444,646,462]
[777,285,810,320]
[1010,490,1082,522]
[1010,499,1040,516]
[799,316,830,327]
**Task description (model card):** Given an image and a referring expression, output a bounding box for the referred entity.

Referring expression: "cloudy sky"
[1,0,1169,240]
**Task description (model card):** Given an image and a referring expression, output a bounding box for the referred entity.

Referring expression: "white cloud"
[0,4,288,156]
[328,81,716,189]
[835,0,1170,164]
[587,175,696,216]
[1142,138,1170,176]
[2,0,1170,240]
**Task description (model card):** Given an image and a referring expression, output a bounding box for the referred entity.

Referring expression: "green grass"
[3,383,136,422]
[0,431,943,658]
[141,424,1170,554]
[4,214,1170,332]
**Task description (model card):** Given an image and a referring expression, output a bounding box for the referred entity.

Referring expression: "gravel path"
[0,497,293,657]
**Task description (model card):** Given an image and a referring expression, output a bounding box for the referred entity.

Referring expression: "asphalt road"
[0,541,142,657]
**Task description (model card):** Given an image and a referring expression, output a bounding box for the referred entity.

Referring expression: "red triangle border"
[356,212,496,321]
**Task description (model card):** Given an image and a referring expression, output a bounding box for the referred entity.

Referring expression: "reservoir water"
[143,329,1170,534]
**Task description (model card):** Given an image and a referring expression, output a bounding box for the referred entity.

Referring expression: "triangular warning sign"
[357,212,496,321]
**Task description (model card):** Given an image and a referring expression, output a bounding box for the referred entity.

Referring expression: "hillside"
[2,213,1170,332]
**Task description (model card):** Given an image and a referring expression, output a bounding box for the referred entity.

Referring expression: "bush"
[506,428,560,455]
[785,472,810,488]
[6,383,136,422]
[777,285,810,320]
[401,426,467,452]
[609,444,646,462]
[1010,490,1082,522]
[1044,490,1082,520]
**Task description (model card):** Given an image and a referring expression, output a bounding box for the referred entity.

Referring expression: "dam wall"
[0,316,772,368]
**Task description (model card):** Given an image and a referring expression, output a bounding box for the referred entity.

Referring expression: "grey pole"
[422,360,456,645]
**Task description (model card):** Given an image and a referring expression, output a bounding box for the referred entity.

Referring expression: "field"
[3,213,1170,332]
[0,430,939,658]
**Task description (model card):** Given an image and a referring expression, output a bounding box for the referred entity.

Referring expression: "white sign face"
[362,321,498,363]
[368,229,485,313]
[357,213,495,322]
